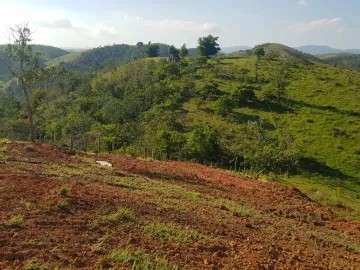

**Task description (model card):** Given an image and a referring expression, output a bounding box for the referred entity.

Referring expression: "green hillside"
[46,43,197,72]
[224,43,321,61]
[318,53,360,70]
[0,44,69,61]
[2,51,360,217]
[0,44,70,81]
[316,53,354,60]
[45,50,87,66]
[253,43,321,62]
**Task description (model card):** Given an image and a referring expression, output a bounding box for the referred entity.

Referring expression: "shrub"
[59,186,70,197]
[214,96,233,116]
[232,87,256,106]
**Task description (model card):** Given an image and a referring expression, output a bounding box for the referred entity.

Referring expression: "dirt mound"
[1,143,360,269]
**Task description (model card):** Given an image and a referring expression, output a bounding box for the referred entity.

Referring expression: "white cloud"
[298,1,308,6]
[37,19,74,29]
[289,18,341,32]
[87,24,118,37]
[157,19,218,32]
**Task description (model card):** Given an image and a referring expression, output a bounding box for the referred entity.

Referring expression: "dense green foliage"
[197,35,221,58]
[49,43,197,73]
[320,53,360,70]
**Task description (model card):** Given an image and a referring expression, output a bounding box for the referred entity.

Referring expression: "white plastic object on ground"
[96,161,112,167]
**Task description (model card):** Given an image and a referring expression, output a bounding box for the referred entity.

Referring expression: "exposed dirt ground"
[1,142,360,269]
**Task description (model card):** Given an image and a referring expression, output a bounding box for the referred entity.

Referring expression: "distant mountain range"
[296,45,360,55]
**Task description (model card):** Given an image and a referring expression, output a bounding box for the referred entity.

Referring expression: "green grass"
[211,198,256,218]
[0,138,11,144]
[106,207,135,223]
[181,55,360,216]
[144,223,202,243]
[9,215,25,227]
[22,259,48,270]
[59,186,70,197]
[57,199,68,210]
[307,230,360,254]
[107,249,179,270]
[45,50,86,66]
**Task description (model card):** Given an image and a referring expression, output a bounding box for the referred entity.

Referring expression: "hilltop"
[255,43,321,62]
[1,141,360,269]
[45,43,197,72]
[0,45,70,81]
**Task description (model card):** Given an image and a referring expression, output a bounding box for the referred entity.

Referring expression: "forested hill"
[49,43,198,72]
[225,43,321,62]
[254,43,321,62]
[318,53,360,70]
[0,45,69,81]
[2,52,360,217]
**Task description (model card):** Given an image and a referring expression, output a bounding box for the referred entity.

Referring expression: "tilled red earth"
[1,142,360,269]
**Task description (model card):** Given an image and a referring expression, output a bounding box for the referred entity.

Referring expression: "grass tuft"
[22,259,48,270]
[0,138,11,144]
[144,223,202,243]
[59,186,70,197]
[107,249,179,270]
[9,215,25,228]
[106,208,135,223]
[57,199,68,210]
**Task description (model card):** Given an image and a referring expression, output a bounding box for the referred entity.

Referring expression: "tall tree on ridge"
[0,23,41,142]
[168,45,180,62]
[180,43,189,58]
[197,35,221,58]
[145,42,160,58]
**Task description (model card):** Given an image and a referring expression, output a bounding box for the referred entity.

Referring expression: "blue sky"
[0,0,359,49]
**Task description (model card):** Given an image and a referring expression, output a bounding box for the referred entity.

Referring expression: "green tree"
[184,125,220,164]
[214,96,233,116]
[180,43,189,58]
[102,124,120,153]
[145,42,160,58]
[254,47,265,62]
[232,87,256,106]
[197,35,221,58]
[0,23,41,142]
[168,45,180,62]
[265,50,280,63]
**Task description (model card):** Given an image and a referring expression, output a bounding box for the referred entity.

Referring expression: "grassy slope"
[45,50,87,66]
[0,44,69,60]
[255,43,321,62]
[181,56,360,216]
[319,54,360,70]
[316,53,355,60]
[0,44,70,81]
[45,44,197,70]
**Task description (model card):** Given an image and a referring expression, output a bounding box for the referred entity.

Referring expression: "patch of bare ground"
[0,142,359,269]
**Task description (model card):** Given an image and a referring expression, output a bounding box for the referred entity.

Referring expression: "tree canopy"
[197,35,221,58]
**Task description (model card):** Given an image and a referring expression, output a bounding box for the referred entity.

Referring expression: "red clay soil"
[1,142,360,269]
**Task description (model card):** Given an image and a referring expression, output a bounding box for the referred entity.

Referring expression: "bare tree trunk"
[21,83,35,142]
[98,135,101,153]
